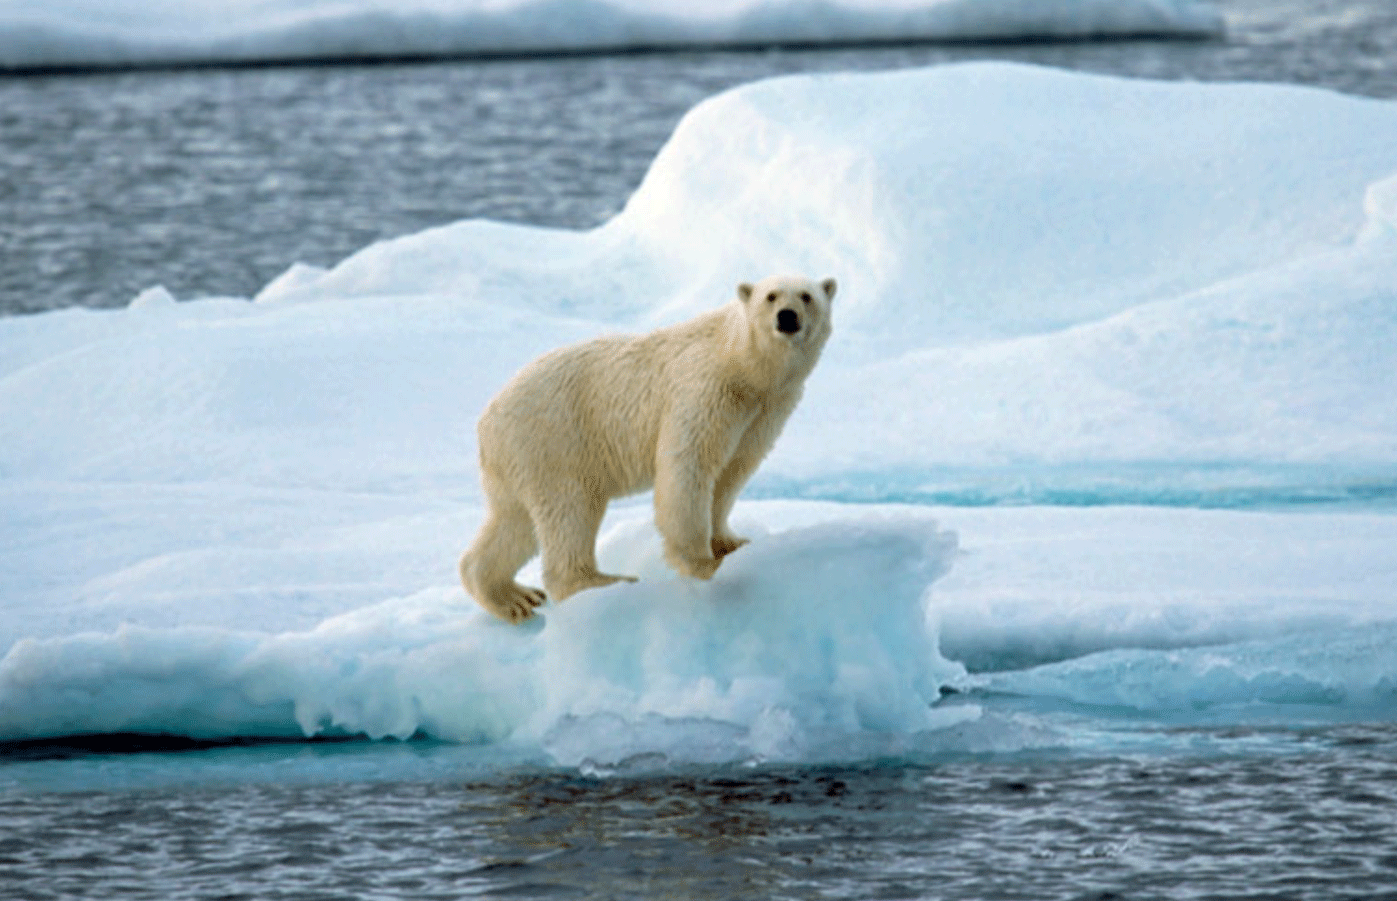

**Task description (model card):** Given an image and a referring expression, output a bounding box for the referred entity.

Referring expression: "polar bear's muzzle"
[776,308,801,335]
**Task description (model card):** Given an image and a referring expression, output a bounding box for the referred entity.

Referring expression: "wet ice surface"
[4,725,1396,901]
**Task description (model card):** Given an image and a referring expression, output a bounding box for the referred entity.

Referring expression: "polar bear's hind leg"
[533,487,638,602]
[460,492,546,623]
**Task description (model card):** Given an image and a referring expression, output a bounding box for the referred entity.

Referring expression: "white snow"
[3,63,1397,775]
[0,517,962,754]
[0,0,1224,71]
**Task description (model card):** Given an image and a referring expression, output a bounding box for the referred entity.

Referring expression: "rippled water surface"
[4,725,1396,900]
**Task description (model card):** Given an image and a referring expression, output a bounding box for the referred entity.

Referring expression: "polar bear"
[459,274,836,623]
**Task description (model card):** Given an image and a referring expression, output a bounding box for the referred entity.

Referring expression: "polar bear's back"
[477,311,726,499]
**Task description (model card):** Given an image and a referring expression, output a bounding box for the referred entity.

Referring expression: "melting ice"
[3,63,1397,777]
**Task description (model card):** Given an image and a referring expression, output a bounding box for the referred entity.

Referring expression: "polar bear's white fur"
[460,274,836,623]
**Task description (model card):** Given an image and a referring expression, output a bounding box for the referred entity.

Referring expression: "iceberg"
[0,0,1224,72]
[0,516,965,760]
[6,65,1396,493]
[3,63,1396,772]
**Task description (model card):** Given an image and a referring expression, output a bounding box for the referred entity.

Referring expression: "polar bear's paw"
[482,582,547,624]
[545,568,638,603]
[711,534,750,559]
[664,541,722,581]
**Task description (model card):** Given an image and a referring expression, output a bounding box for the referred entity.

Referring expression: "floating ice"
[2,64,1396,768]
[0,0,1223,72]
[0,517,971,764]
[983,622,1397,717]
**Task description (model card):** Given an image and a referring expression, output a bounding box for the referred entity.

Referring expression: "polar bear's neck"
[723,304,825,393]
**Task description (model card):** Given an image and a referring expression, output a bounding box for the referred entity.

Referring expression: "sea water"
[3,728,1396,900]
[4,1,1397,899]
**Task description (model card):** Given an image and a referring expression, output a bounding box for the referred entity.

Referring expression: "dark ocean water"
[4,1,1397,898]
[5,725,1397,901]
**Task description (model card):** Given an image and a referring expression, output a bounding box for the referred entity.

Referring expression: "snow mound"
[6,64,1397,494]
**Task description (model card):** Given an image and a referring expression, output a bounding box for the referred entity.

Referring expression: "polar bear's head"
[737,275,836,355]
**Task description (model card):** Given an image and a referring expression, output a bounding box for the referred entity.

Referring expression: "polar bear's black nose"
[776,309,801,334]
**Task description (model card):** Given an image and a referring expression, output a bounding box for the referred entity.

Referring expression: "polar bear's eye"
[766,292,778,303]
[800,292,812,304]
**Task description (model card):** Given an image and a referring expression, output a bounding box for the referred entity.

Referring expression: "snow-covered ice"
[3,63,1396,776]
[0,516,963,757]
[0,0,1224,71]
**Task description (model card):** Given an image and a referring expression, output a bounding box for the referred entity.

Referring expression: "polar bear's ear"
[737,283,755,304]
[821,278,838,301]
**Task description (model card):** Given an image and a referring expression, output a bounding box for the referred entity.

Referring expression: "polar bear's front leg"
[653,457,721,581]
[711,462,755,560]
[656,491,721,580]
[710,402,790,560]
[654,391,759,580]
